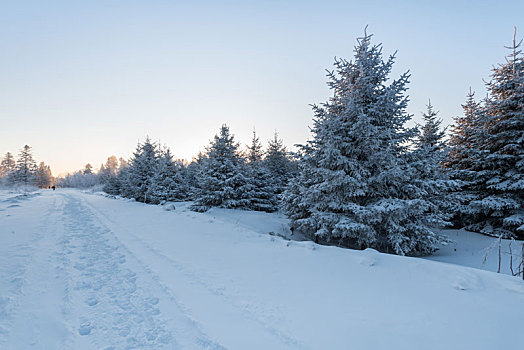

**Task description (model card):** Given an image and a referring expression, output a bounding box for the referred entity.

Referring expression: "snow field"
[0,189,523,349]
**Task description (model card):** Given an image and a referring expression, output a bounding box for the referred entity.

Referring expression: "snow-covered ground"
[0,189,523,349]
[426,228,523,276]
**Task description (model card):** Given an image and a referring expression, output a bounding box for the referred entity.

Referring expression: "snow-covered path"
[0,190,226,349]
[1,189,523,349]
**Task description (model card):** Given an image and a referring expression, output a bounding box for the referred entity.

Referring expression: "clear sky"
[1,0,523,175]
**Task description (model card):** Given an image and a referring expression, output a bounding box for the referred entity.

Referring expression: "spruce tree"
[446,90,490,229]
[411,102,460,228]
[0,152,16,180]
[98,163,106,178]
[99,156,117,186]
[124,137,159,202]
[185,152,205,200]
[265,131,293,195]
[245,130,278,212]
[191,124,250,212]
[247,129,264,163]
[446,89,487,172]
[282,31,448,255]
[470,30,524,237]
[417,101,446,149]
[148,147,188,204]
[14,145,38,187]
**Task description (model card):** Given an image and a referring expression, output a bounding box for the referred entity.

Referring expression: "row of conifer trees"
[0,145,54,189]
[62,30,523,255]
[98,129,296,214]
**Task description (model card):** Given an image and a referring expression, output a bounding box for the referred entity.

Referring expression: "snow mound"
[162,203,176,211]
[359,248,380,266]
[451,270,483,291]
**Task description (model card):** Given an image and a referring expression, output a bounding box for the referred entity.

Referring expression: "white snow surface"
[0,189,523,349]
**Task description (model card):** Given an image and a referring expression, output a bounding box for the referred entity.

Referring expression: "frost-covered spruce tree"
[99,156,115,188]
[282,31,448,255]
[1,152,15,175]
[112,163,131,197]
[417,101,447,149]
[265,131,293,195]
[13,145,38,187]
[446,89,487,171]
[148,147,188,204]
[123,137,159,203]
[245,130,278,212]
[185,152,205,200]
[191,124,250,212]
[410,102,460,228]
[0,152,16,185]
[101,156,123,195]
[469,31,524,237]
[445,90,490,228]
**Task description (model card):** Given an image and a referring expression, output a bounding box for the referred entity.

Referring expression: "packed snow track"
[0,189,523,349]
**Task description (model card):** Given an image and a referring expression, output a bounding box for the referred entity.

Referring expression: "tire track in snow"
[81,194,308,350]
[58,192,225,350]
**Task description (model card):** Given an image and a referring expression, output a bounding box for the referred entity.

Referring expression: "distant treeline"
[58,128,295,214]
[0,145,54,189]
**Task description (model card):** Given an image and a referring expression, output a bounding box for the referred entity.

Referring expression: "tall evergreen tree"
[417,101,446,149]
[191,124,250,212]
[411,102,460,228]
[247,129,264,163]
[445,90,490,229]
[185,152,205,200]
[245,130,278,212]
[148,147,188,203]
[123,137,159,202]
[0,152,16,179]
[265,131,293,195]
[283,31,448,255]
[99,156,117,186]
[469,30,524,237]
[98,163,106,177]
[446,89,487,171]
[14,145,38,187]
[101,156,123,195]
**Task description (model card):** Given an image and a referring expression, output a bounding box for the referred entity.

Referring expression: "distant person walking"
[52,185,56,191]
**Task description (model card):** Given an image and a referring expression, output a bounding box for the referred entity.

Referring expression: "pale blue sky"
[1,0,522,175]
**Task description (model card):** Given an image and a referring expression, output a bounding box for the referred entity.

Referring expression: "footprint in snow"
[85,296,98,306]
[79,321,93,336]
[452,271,483,291]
